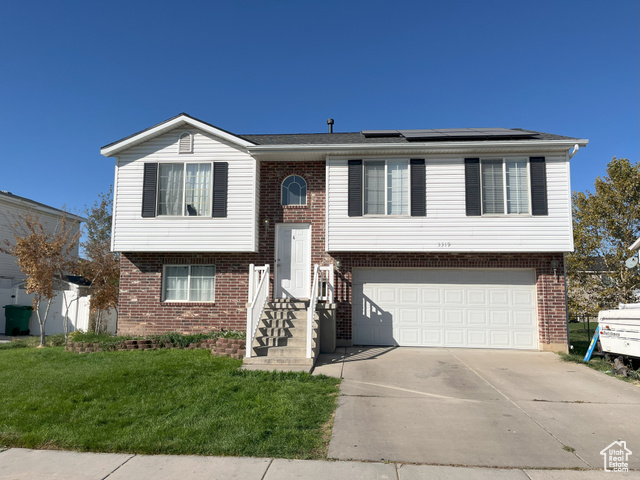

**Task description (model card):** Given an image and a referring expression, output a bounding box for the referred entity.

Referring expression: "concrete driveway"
[313,347,640,469]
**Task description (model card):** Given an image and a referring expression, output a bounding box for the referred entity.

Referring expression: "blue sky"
[1,0,638,216]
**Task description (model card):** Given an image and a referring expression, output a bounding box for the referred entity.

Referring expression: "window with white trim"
[481,158,529,215]
[163,265,216,302]
[281,175,307,205]
[364,160,409,215]
[158,163,212,216]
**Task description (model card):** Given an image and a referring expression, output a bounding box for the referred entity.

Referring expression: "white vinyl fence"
[0,286,116,336]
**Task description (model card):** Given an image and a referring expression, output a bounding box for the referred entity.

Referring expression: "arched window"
[281,175,307,206]
[178,132,193,153]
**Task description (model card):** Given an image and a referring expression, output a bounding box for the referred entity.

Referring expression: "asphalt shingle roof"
[240,129,579,146]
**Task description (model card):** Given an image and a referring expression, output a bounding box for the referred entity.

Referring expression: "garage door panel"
[468,310,488,326]
[421,309,442,325]
[444,329,465,346]
[444,289,464,304]
[468,330,489,347]
[400,288,420,303]
[490,311,510,326]
[353,268,538,350]
[444,309,464,325]
[466,289,488,305]
[398,328,419,345]
[421,288,440,303]
[421,329,443,346]
[489,289,510,305]
[490,330,511,347]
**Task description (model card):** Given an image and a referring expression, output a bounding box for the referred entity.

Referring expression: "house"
[101,113,588,363]
[0,191,89,335]
[0,190,85,286]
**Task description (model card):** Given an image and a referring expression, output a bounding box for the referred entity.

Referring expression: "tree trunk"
[36,298,53,347]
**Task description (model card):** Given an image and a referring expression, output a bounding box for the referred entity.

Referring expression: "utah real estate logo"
[600,441,632,472]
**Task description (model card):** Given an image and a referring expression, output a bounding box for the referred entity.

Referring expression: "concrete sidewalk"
[0,448,636,479]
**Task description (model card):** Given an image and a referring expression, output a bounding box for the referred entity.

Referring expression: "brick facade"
[118,160,569,351]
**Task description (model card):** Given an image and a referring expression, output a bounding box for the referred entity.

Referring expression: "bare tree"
[80,188,119,333]
[1,214,81,346]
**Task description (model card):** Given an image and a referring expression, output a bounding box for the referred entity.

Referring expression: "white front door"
[275,224,311,299]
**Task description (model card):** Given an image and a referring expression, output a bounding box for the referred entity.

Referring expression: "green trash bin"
[3,305,33,336]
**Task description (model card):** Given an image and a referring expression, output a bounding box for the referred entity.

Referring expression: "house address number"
[437,242,451,248]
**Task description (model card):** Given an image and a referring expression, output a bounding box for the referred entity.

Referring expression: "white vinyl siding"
[326,154,573,252]
[112,127,256,252]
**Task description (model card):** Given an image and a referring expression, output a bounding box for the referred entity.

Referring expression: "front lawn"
[0,348,340,458]
[564,321,640,383]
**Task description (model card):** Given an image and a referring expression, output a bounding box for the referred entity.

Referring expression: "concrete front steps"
[242,299,318,372]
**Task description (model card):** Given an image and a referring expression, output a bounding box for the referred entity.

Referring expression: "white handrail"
[306,264,320,358]
[318,264,334,303]
[245,264,270,358]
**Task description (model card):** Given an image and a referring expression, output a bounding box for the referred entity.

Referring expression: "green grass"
[0,348,340,458]
[563,321,640,383]
[567,321,598,357]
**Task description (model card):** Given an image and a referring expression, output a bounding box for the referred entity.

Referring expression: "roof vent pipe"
[327,118,334,133]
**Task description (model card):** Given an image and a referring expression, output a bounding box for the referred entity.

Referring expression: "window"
[481,158,529,215]
[158,163,211,216]
[163,265,215,302]
[348,159,425,217]
[364,160,409,215]
[281,175,307,205]
[178,132,193,153]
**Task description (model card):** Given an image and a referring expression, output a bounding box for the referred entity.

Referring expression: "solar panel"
[361,130,402,138]
[400,128,537,141]
[361,128,538,141]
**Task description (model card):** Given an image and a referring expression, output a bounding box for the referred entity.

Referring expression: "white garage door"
[352,269,538,350]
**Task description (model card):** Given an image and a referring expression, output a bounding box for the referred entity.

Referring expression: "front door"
[275,224,311,299]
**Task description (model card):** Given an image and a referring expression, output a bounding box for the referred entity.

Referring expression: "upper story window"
[347,159,425,218]
[465,156,547,217]
[158,163,211,216]
[364,160,409,215]
[481,158,529,215]
[282,175,307,206]
[178,132,193,153]
[141,162,228,219]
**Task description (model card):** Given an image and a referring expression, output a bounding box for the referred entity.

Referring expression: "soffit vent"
[179,132,193,153]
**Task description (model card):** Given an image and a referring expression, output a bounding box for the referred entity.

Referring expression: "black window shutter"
[141,163,158,218]
[465,158,481,216]
[410,159,426,216]
[348,160,363,217]
[530,157,548,216]
[212,162,228,218]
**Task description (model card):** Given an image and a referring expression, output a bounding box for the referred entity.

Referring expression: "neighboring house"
[0,191,90,335]
[0,190,85,286]
[101,113,588,359]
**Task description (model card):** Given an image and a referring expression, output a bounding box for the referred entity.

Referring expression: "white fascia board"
[100,115,254,157]
[247,139,589,157]
[629,237,640,251]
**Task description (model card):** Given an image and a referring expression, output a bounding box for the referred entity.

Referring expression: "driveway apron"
[313,347,640,469]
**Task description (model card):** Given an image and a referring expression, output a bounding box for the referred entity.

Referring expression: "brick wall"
[118,159,568,349]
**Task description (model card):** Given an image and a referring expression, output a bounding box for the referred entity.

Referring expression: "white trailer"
[598,305,640,359]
